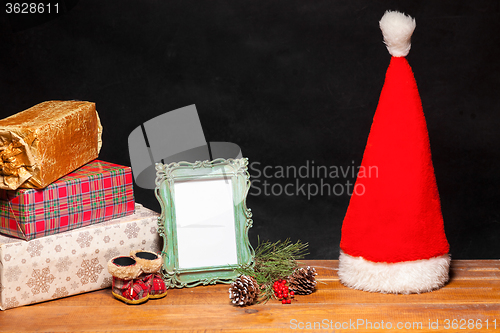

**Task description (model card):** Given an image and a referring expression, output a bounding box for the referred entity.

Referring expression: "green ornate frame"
[154,158,254,288]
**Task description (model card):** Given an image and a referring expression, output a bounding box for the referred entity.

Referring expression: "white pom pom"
[379,10,416,57]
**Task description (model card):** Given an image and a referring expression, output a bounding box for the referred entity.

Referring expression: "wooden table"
[1,260,499,332]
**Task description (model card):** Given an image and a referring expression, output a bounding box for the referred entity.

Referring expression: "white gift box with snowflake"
[0,203,161,310]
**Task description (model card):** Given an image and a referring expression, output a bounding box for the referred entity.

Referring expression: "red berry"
[287,299,291,304]
[282,299,286,304]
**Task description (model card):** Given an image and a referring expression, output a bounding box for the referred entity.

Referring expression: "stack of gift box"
[0,101,162,310]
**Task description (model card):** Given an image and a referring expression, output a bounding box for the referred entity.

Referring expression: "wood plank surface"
[1,260,499,332]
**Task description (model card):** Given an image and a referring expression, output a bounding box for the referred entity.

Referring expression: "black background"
[1,0,499,259]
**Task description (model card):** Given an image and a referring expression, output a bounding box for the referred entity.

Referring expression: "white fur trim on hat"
[379,10,416,57]
[338,250,450,294]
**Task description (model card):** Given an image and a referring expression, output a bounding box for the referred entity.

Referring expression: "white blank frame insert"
[174,178,238,269]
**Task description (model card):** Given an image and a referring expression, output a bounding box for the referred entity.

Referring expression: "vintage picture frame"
[154,158,254,288]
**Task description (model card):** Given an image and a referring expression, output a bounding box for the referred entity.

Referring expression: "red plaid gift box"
[0,160,135,240]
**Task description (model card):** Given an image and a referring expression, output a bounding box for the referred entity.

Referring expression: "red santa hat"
[338,10,450,294]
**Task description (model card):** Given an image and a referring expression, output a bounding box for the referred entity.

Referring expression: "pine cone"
[229,275,260,306]
[288,266,318,295]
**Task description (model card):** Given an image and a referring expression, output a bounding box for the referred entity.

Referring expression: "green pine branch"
[236,238,309,303]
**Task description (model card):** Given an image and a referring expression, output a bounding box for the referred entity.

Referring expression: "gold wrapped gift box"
[0,101,102,190]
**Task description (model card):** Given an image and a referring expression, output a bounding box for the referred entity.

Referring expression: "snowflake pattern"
[77,258,104,285]
[104,247,120,262]
[150,238,162,253]
[76,231,93,248]
[139,211,152,218]
[5,266,22,282]
[55,256,72,272]
[5,297,19,309]
[27,267,55,295]
[26,240,43,257]
[124,222,140,239]
[51,287,69,298]
[101,277,112,288]
[0,206,159,309]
